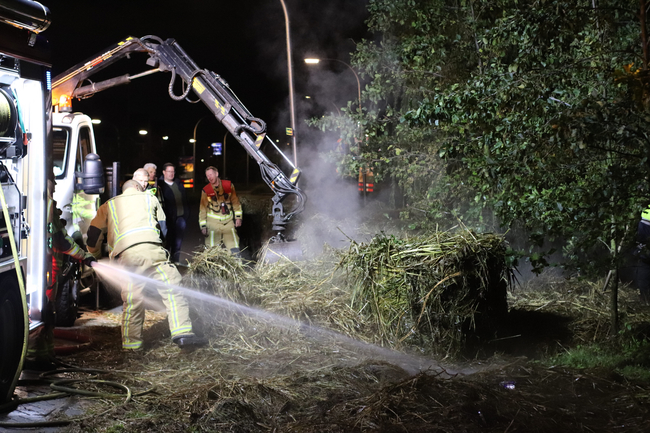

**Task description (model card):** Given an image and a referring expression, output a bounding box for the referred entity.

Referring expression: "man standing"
[86,172,205,351]
[199,166,242,255]
[157,163,189,263]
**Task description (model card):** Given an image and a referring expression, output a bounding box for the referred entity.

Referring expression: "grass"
[509,273,650,382]
[338,230,511,356]
[550,328,650,382]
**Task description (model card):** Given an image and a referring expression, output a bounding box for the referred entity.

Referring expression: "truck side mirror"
[75,153,105,194]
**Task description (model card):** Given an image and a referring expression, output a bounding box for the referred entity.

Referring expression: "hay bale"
[339,230,512,357]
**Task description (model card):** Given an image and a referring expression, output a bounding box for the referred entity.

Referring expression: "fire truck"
[0,0,104,403]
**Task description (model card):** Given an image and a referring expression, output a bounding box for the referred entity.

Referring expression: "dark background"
[44,0,370,185]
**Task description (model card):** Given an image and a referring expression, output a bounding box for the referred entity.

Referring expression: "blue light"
[45,70,51,90]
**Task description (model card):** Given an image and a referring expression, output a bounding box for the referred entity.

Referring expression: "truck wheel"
[0,276,26,403]
[54,277,79,327]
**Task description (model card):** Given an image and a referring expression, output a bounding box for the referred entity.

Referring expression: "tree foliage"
[310,0,650,276]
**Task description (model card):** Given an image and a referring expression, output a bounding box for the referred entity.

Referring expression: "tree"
[310,0,650,332]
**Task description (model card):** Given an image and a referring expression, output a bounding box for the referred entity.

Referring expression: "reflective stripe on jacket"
[199,180,242,228]
[87,189,166,259]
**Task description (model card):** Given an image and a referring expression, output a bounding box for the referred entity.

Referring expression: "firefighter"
[26,181,96,369]
[199,166,242,255]
[143,162,167,216]
[144,163,158,187]
[86,174,206,351]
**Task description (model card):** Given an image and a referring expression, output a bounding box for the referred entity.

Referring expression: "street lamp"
[91,118,121,161]
[304,57,362,111]
[279,0,298,167]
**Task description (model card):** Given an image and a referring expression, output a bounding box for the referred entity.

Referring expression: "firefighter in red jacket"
[199,166,242,254]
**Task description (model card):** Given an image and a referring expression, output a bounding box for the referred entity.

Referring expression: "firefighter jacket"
[146,179,164,206]
[48,197,89,262]
[199,180,242,229]
[52,219,88,261]
[86,188,167,259]
[48,193,92,303]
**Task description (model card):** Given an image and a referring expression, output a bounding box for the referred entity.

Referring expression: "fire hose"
[0,174,29,398]
[0,364,156,428]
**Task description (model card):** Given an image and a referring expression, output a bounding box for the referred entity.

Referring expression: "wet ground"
[2,306,650,432]
[0,311,121,432]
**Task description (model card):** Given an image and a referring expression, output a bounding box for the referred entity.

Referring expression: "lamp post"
[91,118,121,160]
[279,0,298,167]
[304,58,362,111]
[192,116,209,188]
[222,132,228,178]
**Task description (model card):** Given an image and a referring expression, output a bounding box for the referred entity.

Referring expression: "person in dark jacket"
[157,163,190,263]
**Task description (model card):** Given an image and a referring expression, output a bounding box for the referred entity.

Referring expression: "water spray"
[91,261,459,377]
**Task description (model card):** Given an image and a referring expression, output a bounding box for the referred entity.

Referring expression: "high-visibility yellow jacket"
[199,180,242,228]
[643,205,650,221]
[48,197,89,262]
[87,189,167,259]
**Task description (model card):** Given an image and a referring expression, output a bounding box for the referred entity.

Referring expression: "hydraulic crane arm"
[52,36,306,240]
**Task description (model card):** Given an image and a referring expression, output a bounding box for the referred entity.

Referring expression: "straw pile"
[339,231,512,356]
[183,246,374,357]
[184,230,511,359]
[509,274,649,347]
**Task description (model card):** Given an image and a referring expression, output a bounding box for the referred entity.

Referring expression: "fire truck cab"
[52,110,100,244]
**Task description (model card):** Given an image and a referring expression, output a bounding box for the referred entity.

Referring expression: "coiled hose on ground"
[0,360,155,428]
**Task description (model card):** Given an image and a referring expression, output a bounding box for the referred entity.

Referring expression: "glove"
[84,256,97,268]
[201,227,208,236]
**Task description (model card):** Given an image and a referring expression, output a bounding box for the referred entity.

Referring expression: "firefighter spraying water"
[86,174,207,351]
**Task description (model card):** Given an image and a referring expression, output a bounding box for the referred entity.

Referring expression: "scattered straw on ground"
[41,235,650,432]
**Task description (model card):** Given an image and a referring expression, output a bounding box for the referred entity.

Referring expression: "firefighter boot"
[173,334,209,351]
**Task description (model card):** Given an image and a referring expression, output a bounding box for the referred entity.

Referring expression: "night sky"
[44,0,370,181]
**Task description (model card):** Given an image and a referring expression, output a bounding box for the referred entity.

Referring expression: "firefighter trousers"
[205,218,240,253]
[117,243,194,350]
